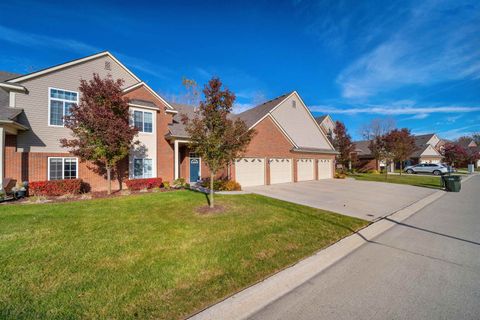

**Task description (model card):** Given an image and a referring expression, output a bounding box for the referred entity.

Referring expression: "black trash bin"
[442,175,461,192]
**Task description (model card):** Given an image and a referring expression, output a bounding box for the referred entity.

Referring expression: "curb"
[188,174,476,320]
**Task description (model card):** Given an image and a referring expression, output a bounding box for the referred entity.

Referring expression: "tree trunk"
[375,159,379,171]
[385,160,388,181]
[399,161,403,176]
[106,165,112,195]
[210,172,214,208]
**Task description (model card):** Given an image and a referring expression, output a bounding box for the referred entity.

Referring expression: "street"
[249,175,480,320]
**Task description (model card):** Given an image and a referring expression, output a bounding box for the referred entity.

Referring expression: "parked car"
[404,163,449,175]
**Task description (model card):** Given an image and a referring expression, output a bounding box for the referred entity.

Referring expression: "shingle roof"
[233,92,293,128]
[315,115,327,125]
[353,140,373,157]
[413,133,435,147]
[0,106,24,121]
[167,92,294,138]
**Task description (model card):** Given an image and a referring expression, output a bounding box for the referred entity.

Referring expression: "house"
[409,133,443,164]
[457,139,480,167]
[315,114,335,142]
[352,133,443,172]
[168,92,338,187]
[0,52,336,190]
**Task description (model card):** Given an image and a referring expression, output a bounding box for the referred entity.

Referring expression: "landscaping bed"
[0,191,367,319]
[350,173,446,189]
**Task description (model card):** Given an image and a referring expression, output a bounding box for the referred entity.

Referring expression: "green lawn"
[351,173,445,189]
[0,191,367,320]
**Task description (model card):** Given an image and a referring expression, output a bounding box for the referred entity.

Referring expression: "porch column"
[0,127,5,189]
[174,140,180,180]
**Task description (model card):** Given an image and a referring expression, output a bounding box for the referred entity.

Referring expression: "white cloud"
[336,0,480,98]
[232,103,254,114]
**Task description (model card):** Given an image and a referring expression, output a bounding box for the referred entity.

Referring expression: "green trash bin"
[442,175,461,192]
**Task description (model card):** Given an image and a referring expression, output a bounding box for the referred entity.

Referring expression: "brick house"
[0,52,337,191]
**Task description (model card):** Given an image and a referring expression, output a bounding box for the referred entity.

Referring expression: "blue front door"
[189,157,200,183]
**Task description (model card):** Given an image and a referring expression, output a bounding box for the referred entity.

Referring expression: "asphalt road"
[249,175,480,320]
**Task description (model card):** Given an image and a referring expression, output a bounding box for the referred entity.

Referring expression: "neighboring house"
[315,114,335,142]
[0,52,337,190]
[457,139,480,167]
[409,133,443,164]
[0,51,176,190]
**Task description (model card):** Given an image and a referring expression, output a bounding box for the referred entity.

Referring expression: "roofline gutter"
[291,148,339,155]
[0,82,27,92]
[0,120,29,131]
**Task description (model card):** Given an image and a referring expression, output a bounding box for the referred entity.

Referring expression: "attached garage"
[297,159,314,181]
[235,158,265,187]
[318,159,333,179]
[269,158,292,184]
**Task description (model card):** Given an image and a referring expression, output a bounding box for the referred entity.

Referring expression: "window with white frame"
[48,157,78,180]
[49,88,78,126]
[133,158,153,178]
[132,110,153,133]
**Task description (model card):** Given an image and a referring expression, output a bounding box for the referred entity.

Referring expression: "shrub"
[125,178,163,191]
[368,169,380,174]
[224,180,241,191]
[162,181,170,189]
[172,178,187,188]
[334,172,346,179]
[29,179,83,196]
[201,178,241,191]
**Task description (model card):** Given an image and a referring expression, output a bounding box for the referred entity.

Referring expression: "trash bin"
[442,175,461,192]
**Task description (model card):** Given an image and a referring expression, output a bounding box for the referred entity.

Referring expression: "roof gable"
[7,51,141,84]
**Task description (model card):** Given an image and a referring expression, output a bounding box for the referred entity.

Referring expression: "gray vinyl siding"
[15,55,139,152]
[271,94,333,150]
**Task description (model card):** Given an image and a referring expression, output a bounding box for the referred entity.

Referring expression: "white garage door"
[235,158,265,187]
[318,159,333,179]
[297,159,314,181]
[269,158,292,184]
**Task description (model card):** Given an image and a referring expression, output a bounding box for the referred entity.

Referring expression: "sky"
[0,0,479,140]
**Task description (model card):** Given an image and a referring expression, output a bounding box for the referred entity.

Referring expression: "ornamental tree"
[332,121,355,170]
[382,128,416,175]
[360,118,396,170]
[60,73,138,194]
[442,143,468,166]
[182,77,255,208]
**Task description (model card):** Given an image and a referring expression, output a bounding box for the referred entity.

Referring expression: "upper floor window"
[132,110,153,133]
[49,88,78,126]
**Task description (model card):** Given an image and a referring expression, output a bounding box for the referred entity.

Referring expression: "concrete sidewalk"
[189,174,475,320]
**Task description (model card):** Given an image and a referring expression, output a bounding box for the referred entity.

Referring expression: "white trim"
[130,108,154,134]
[8,51,141,84]
[174,139,190,179]
[9,92,15,108]
[128,103,159,111]
[248,92,294,130]
[0,82,27,92]
[122,81,175,110]
[166,109,178,114]
[48,87,79,127]
[47,157,79,180]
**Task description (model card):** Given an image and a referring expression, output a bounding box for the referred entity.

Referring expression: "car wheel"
[406,169,414,174]
[433,170,441,176]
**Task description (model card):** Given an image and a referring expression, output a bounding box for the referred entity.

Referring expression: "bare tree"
[359,117,396,171]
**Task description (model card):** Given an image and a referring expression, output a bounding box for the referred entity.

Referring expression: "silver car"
[404,163,449,175]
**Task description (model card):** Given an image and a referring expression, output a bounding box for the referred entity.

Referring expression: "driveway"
[245,178,436,221]
[249,175,480,320]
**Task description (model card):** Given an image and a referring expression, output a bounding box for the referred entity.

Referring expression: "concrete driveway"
[245,178,437,221]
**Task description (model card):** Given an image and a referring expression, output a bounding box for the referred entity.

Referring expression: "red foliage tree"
[182,78,255,208]
[442,143,468,166]
[382,128,416,175]
[333,121,355,170]
[60,74,138,194]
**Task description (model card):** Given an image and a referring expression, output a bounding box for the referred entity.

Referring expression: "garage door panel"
[235,158,265,187]
[297,159,314,181]
[318,159,333,179]
[269,158,292,184]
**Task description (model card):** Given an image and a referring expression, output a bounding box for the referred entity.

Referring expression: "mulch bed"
[196,204,227,215]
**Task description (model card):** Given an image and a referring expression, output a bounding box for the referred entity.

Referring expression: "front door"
[189,155,200,183]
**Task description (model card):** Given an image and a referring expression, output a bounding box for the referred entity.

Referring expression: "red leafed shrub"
[125,178,163,191]
[29,179,83,196]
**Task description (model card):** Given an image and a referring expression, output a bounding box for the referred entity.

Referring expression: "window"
[292,100,297,108]
[132,110,153,133]
[49,88,78,126]
[48,157,78,180]
[133,158,153,178]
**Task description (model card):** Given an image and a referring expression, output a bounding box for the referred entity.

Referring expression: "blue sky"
[1,0,479,140]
